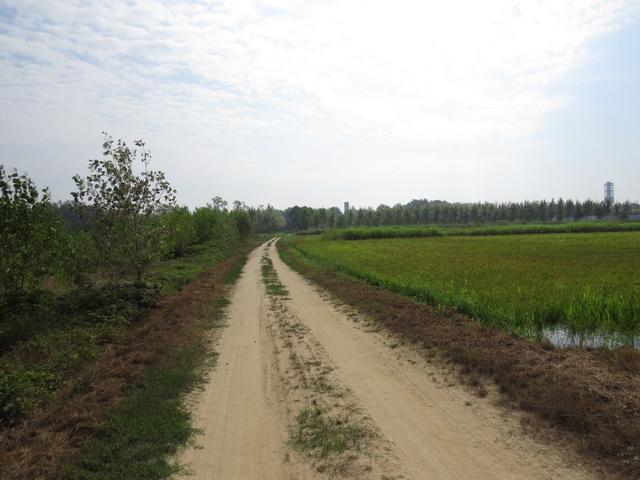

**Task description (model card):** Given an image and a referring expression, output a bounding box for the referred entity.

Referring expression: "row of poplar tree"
[283,198,636,231]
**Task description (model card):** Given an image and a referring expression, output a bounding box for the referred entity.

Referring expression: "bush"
[233,209,254,240]
[192,206,227,243]
[0,165,69,301]
[63,231,99,287]
[162,206,196,258]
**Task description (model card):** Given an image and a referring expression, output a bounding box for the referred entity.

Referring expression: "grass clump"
[261,252,289,296]
[289,407,374,460]
[0,283,156,426]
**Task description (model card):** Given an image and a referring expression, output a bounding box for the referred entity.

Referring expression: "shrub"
[0,165,69,300]
[162,206,196,257]
[233,209,254,240]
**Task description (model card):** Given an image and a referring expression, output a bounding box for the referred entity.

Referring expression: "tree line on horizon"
[283,198,639,231]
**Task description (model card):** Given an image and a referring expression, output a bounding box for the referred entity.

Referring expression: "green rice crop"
[287,232,640,337]
[323,221,640,241]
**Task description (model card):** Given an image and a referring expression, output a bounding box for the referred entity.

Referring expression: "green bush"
[193,206,228,243]
[162,206,196,258]
[0,368,59,426]
[233,209,254,240]
[64,231,99,287]
[0,165,69,300]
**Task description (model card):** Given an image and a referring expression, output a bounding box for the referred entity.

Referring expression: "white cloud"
[0,0,637,205]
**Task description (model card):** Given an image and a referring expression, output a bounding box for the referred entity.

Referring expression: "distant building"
[604,181,614,205]
[344,201,350,214]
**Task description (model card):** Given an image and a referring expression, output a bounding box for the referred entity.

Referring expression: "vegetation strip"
[277,238,640,478]
[0,239,242,430]
[0,247,253,480]
[322,221,640,241]
[67,261,243,480]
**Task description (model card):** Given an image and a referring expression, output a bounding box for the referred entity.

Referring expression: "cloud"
[1,1,634,141]
[0,0,637,206]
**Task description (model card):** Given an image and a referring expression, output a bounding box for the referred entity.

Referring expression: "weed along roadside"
[0,242,257,480]
[276,236,640,479]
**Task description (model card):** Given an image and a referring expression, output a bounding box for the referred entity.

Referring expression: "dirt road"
[176,241,594,479]
[176,245,316,479]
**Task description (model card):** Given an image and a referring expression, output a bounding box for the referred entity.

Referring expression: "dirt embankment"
[0,250,251,480]
[278,241,640,479]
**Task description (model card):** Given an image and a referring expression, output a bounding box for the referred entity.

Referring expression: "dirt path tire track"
[269,241,594,480]
[176,245,318,480]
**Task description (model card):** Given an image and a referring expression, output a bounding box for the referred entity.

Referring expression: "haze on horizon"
[1,0,639,210]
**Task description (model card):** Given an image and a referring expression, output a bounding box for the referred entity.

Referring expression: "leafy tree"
[249,205,285,233]
[281,197,633,230]
[0,165,68,299]
[233,209,254,239]
[54,200,95,231]
[192,205,225,243]
[72,133,176,284]
[64,230,98,287]
[211,196,228,211]
[163,206,196,257]
[230,200,254,239]
[284,206,302,230]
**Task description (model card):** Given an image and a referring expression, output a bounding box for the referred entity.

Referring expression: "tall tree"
[72,133,176,283]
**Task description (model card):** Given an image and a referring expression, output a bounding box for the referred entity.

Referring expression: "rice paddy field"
[286,231,640,341]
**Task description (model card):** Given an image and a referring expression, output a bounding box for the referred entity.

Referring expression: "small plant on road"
[289,406,375,460]
[261,252,289,296]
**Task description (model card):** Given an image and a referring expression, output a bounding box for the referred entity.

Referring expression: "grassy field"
[322,221,640,241]
[286,232,640,337]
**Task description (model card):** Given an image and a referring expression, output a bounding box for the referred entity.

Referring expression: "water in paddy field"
[542,327,640,350]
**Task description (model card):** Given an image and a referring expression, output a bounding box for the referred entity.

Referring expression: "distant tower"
[604,181,614,205]
[344,202,350,214]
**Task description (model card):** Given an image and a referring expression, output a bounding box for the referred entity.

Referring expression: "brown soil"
[0,249,252,480]
[279,242,640,479]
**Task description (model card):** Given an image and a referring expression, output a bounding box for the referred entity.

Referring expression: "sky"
[0,0,639,209]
